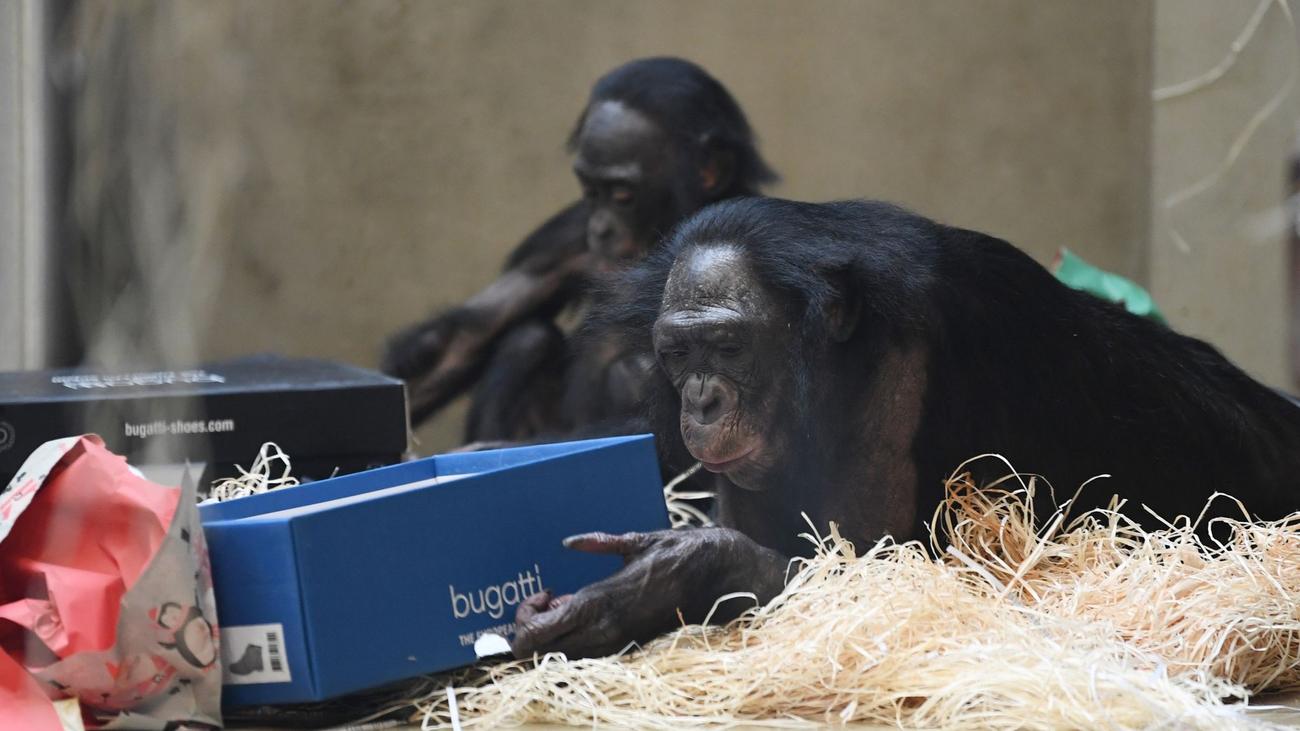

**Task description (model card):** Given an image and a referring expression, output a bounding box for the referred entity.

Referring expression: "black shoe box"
[0,354,409,489]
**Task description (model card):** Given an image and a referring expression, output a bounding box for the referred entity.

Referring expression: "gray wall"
[64,1,1299,454]
[93,1,1152,452]
[0,0,22,370]
[1149,0,1298,388]
[0,0,54,371]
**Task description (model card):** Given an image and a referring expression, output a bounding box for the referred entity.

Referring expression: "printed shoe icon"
[229,644,264,675]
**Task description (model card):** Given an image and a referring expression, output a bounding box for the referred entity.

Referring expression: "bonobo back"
[918,224,1300,534]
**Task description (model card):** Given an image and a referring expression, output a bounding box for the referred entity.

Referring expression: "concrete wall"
[0,0,55,371]
[0,0,22,371]
[76,1,1154,452]
[1149,0,1299,388]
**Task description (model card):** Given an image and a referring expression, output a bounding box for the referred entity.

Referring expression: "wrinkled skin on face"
[573,101,703,267]
[652,245,796,489]
[511,245,798,660]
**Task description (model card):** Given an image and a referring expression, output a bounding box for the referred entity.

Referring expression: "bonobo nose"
[588,227,612,250]
[683,374,735,426]
[588,227,632,262]
[587,215,614,245]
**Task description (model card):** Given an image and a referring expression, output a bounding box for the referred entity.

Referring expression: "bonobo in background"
[510,196,1300,660]
[381,57,777,442]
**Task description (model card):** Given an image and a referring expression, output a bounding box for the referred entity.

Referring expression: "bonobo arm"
[382,201,592,426]
[510,527,789,659]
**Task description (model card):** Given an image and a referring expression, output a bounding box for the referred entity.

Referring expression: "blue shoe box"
[198,435,668,707]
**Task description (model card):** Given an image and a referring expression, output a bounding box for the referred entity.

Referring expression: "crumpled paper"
[0,435,221,730]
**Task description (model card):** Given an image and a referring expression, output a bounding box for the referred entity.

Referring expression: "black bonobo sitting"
[510,197,1300,659]
[381,57,777,442]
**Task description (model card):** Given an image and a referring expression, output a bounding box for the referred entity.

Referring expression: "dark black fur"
[385,58,777,442]
[589,197,1300,540]
[568,57,778,199]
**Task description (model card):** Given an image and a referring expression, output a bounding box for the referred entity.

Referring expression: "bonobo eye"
[717,342,744,358]
[611,185,635,207]
[657,347,688,365]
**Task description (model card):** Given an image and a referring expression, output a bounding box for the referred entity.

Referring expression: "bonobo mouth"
[692,446,755,474]
[681,421,760,475]
[591,239,646,270]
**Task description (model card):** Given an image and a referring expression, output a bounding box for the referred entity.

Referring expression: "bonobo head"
[569,57,777,266]
[653,244,796,487]
[594,197,936,492]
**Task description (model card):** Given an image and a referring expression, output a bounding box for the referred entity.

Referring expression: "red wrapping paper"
[0,435,220,730]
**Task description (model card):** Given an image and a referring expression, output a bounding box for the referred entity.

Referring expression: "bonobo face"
[573,101,689,266]
[653,245,794,490]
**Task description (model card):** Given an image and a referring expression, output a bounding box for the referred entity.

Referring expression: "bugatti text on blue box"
[199,435,669,706]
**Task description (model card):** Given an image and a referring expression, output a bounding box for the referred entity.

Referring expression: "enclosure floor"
[238,690,1300,730]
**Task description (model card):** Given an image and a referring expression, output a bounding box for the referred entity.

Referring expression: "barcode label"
[221,623,293,685]
[267,629,283,672]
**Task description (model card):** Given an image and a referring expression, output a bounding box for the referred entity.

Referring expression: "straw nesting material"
[415,459,1300,730]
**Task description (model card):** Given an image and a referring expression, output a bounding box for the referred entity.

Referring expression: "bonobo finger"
[562,531,653,555]
[517,591,573,621]
[514,590,553,625]
[510,595,585,659]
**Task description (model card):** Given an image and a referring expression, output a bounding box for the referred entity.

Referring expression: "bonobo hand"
[381,315,484,424]
[511,527,788,660]
[380,318,451,381]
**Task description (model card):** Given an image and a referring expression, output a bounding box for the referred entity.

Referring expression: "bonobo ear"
[822,269,862,343]
[698,139,736,197]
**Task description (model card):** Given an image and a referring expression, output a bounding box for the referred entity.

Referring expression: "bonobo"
[382,57,777,441]
[511,197,1300,659]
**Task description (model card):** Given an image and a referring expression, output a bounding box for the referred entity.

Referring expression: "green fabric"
[1053,247,1166,325]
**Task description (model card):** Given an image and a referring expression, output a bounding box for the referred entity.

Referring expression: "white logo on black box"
[0,421,14,454]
